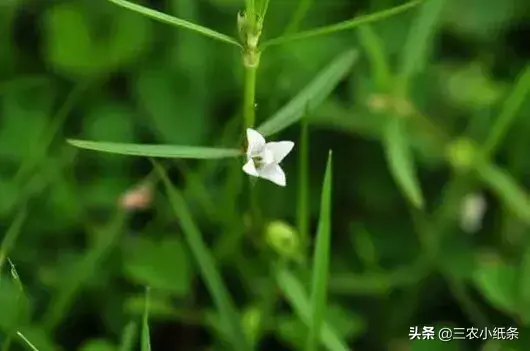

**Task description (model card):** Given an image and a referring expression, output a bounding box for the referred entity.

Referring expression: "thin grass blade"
[67,139,242,159]
[477,161,530,224]
[260,0,422,49]
[16,332,40,351]
[257,50,358,137]
[306,151,333,351]
[356,24,392,91]
[276,269,349,351]
[108,0,241,47]
[396,0,445,95]
[0,208,27,271]
[482,65,530,157]
[383,117,424,209]
[141,288,151,351]
[153,161,249,351]
[120,321,138,351]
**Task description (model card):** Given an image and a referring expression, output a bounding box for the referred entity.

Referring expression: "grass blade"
[153,161,249,351]
[119,321,138,351]
[2,258,28,351]
[260,0,422,49]
[0,208,27,271]
[482,65,530,157]
[477,161,530,224]
[141,288,151,351]
[67,140,242,159]
[306,151,333,351]
[276,269,349,351]
[396,0,445,94]
[108,0,241,47]
[356,24,392,91]
[383,117,424,209]
[16,332,40,351]
[257,50,358,137]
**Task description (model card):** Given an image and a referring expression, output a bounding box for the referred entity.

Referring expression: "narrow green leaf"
[107,0,241,47]
[482,65,530,157]
[297,122,310,251]
[260,0,422,49]
[306,151,333,351]
[356,24,392,91]
[16,332,40,351]
[477,161,530,224]
[383,117,424,209]
[276,269,349,351]
[257,50,358,137]
[119,321,137,351]
[141,288,151,351]
[153,161,249,351]
[0,208,27,271]
[2,258,29,351]
[67,139,242,159]
[397,0,445,94]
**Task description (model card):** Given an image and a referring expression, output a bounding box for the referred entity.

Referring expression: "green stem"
[297,121,309,253]
[243,64,258,129]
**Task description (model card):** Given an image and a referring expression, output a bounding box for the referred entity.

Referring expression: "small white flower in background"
[460,192,487,234]
[119,183,153,210]
[242,128,294,186]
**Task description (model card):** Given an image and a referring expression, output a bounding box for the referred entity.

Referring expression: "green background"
[1,0,530,350]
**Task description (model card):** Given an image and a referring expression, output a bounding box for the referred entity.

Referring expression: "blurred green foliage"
[1,0,530,350]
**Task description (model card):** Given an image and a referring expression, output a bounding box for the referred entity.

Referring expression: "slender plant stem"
[297,121,309,253]
[243,65,257,129]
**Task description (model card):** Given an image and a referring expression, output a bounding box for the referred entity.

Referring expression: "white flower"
[242,128,294,186]
[460,192,487,234]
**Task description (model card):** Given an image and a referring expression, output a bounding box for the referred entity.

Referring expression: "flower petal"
[258,164,286,186]
[246,128,266,156]
[242,159,259,177]
[266,141,294,163]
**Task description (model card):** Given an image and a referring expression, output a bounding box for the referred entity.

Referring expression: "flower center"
[253,155,266,169]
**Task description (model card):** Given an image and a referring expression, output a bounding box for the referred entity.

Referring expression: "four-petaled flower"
[242,128,294,186]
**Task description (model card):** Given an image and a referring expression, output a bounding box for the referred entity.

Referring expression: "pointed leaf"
[397,0,446,94]
[257,50,358,137]
[107,0,240,47]
[67,139,242,159]
[477,161,530,224]
[306,151,333,351]
[383,117,424,209]
[16,332,41,351]
[356,24,392,91]
[141,288,151,351]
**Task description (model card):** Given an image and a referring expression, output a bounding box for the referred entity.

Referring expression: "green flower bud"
[446,138,478,172]
[265,220,301,260]
[241,306,262,345]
